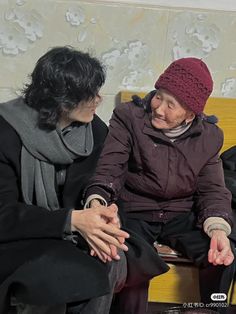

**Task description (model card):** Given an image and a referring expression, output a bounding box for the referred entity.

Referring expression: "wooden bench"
[119,91,236,305]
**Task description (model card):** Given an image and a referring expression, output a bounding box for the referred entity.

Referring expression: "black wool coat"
[0,114,110,312]
[0,111,170,313]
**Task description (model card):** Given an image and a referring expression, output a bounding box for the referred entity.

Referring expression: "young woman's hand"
[71,205,129,262]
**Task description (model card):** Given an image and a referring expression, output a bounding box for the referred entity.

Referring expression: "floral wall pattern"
[0,0,236,123]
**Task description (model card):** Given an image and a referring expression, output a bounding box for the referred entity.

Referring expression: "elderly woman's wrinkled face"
[150,89,195,130]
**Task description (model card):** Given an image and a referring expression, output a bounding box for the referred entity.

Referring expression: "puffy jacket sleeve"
[0,117,72,243]
[195,127,233,227]
[84,103,133,204]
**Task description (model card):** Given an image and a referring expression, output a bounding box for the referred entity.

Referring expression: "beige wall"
[0,0,236,123]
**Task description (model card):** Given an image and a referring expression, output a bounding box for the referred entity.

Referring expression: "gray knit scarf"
[0,97,93,210]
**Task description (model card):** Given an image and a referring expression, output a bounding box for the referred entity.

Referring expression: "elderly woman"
[84,58,235,314]
[0,46,129,314]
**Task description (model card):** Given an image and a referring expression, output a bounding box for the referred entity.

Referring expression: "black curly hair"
[22,46,106,130]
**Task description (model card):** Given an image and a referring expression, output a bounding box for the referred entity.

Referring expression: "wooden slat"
[148,263,200,303]
[230,282,236,304]
[204,98,236,152]
[119,91,147,103]
[148,264,236,304]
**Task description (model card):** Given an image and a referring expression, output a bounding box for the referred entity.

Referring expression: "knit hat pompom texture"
[155,57,213,114]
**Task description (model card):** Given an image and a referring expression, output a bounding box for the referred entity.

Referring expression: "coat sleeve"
[194,127,233,227]
[0,119,71,243]
[84,103,133,204]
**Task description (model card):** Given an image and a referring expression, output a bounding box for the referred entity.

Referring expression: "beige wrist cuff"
[203,217,231,238]
[84,194,107,209]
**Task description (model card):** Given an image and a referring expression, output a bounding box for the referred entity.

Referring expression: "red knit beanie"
[154,58,213,114]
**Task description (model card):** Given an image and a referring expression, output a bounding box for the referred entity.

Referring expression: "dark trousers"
[12,251,127,314]
[110,212,236,314]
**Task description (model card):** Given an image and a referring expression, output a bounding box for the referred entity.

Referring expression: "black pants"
[110,212,236,314]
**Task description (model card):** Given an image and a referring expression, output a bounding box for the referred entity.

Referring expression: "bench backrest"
[119,91,236,152]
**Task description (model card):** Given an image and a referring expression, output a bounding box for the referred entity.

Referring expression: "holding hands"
[71,202,129,262]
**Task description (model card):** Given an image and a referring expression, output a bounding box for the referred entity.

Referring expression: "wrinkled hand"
[71,204,129,263]
[208,230,234,266]
[90,200,125,262]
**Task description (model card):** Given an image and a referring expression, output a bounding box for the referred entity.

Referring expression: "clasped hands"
[71,201,129,263]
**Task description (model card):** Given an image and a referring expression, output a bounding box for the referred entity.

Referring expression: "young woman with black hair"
[0,46,128,314]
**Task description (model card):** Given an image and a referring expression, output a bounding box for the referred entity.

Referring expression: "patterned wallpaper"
[0,0,236,123]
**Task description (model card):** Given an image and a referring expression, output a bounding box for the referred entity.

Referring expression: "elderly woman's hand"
[208,230,234,266]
